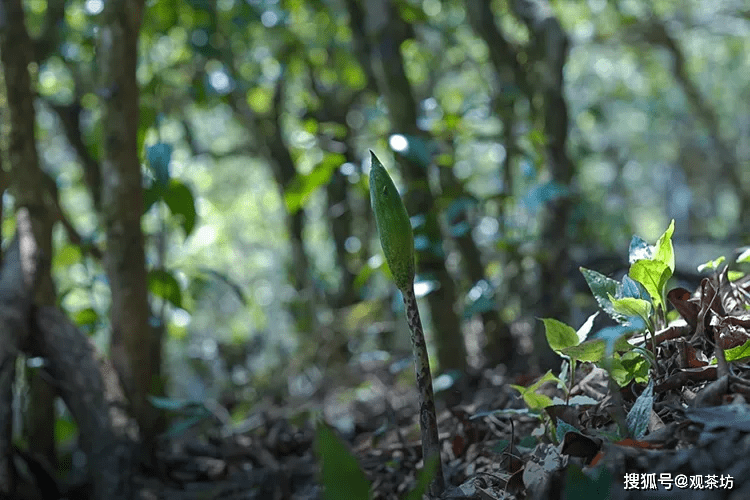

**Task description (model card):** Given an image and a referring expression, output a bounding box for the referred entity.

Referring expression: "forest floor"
[135,271,750,500]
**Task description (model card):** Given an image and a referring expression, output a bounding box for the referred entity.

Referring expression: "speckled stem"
[403,286,444,496]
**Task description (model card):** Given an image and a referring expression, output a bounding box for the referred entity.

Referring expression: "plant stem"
[402,286,444,496]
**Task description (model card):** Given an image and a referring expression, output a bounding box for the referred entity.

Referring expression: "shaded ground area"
[14,269,750,499]
[129,270,750,500]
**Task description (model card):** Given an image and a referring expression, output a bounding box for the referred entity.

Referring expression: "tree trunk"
[511,0,575,370]
[0,0,58,473]
[97,0,165,453]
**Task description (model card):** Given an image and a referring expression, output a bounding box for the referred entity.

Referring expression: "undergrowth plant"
[368,151,444,496]
[512,221,677,441]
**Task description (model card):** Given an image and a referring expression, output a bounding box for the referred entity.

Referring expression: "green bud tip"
[369,151,415,292]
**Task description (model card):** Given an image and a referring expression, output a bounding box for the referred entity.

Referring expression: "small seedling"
[369,151,445,496]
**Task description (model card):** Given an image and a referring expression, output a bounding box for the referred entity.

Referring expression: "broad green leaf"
[148,269,183,308]
[315,419,371,500]
[724,339,750,362]
[55,417,78,446]
[653,219,675,272]
[561,339,606,363]
[608,296,652,324]
[527,370,561,392]
[621,350,650,383]
[626,380,653,439]
[163,180,197,238]
[511,370,559,412]
[629,259,670,311]
[580,267,627,324]
[542,318,579,352]
[284,153,346,214]
[518,391,554,412]
[147,142,173,187]
[609,351,650,387]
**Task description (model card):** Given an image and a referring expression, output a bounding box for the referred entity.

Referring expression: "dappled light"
[0,0,748,498]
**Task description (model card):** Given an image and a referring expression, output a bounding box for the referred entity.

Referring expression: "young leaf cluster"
[523,221,677,412]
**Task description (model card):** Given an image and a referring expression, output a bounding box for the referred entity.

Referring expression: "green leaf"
[728,271,745,282]
[55,417,78,446]
[405,455,438,500]
[608,296,652,325]
[653,219,675,272]
[511,370,559,412]
[163,180,198,238]
[580,267,627,324]
[147,142,173,187]
[560,339,605,363]
[315,419,371,500]
[541,318,579,352]
[284,153,346,214]
[724,339,750,362]
[737,248,750,264]
[626,380,653,439]
[73,307,99,334]
[144,184,161,213]
[698,255,726,272]
[609,350,650,387]
[148,269,183,308]
[628,259,670,311]
[621,350,650,383]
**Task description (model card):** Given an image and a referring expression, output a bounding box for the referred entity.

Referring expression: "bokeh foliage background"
[5,0,750,455]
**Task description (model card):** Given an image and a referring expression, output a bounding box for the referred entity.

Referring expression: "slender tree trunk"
[97,0,165,453]
[0,0,57,471]
[511,0,575,370]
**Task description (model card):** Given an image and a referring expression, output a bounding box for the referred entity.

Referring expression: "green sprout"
[369,151,444,496]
